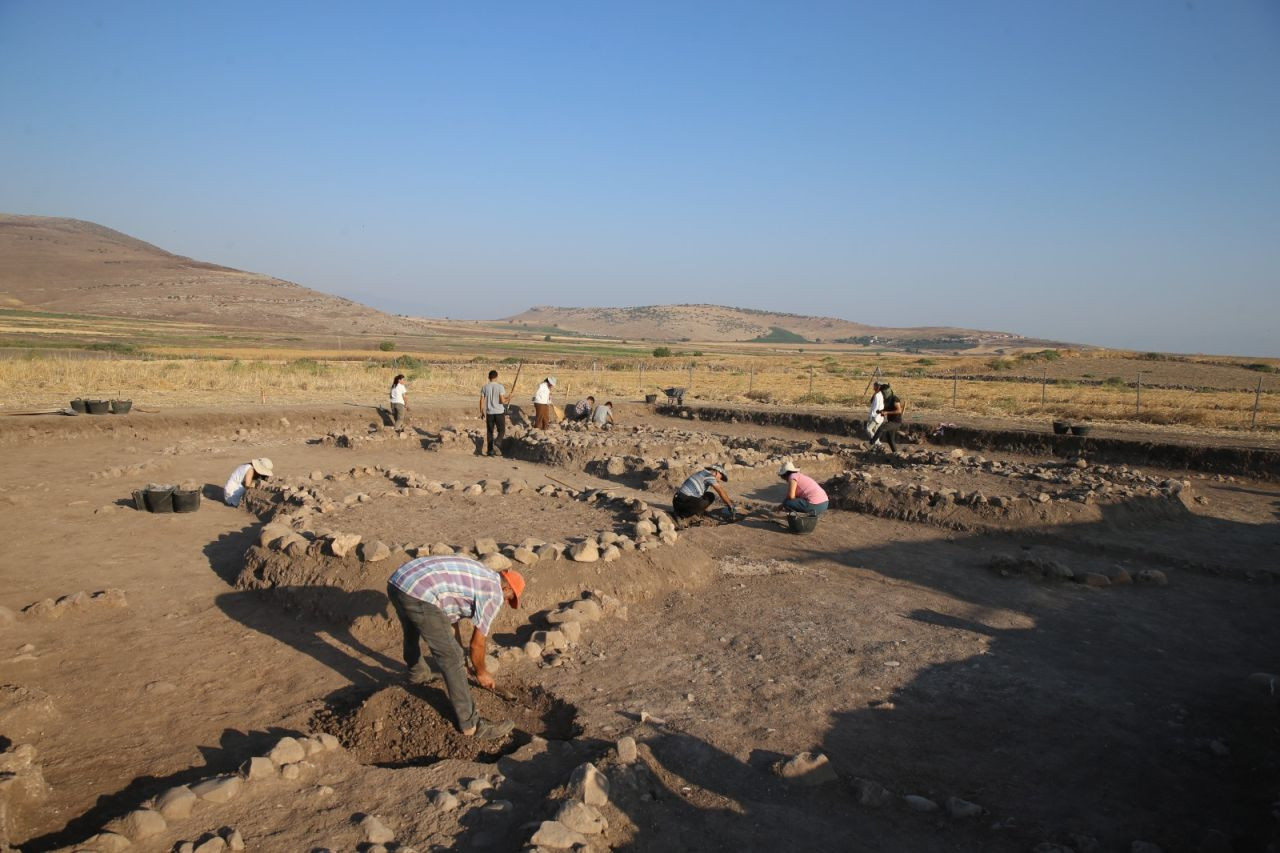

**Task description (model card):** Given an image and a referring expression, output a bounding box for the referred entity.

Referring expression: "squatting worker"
[591,400,614,428]
[389,373,408,431]
[532,376,556,430]
[386,555,526,740]
[673,463,735,519]
[777,460,829,516]
[223,457,272,507]
[479,370,510,457]
[567,395,595,422]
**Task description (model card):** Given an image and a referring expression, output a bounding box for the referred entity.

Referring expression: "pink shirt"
[788,472,828,504]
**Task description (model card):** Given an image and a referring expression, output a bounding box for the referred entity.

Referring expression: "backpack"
[883,392,905,422]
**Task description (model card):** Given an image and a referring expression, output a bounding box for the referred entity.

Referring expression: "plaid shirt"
[388,556,504,635]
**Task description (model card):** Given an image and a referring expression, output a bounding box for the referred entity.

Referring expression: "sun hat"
[707,463,729,482]
[499,569,525,608]
[547,376,557,386]
[251,457,274,477]
[778,460,799,476]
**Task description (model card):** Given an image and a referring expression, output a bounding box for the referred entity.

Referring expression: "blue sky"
[2,1,1277,356]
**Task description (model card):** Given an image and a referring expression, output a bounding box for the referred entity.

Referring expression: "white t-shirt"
[390,382,406,405]
[224,463,253,507]
[533,381,552,405]
[868,391,885,426]
[592,405,611,425]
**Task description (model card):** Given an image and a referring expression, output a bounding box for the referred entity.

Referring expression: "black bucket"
[1052,420,1070,435]
[172,489,201,513]
[788,514,818,534]
[1070,425,1092,436]
[645,394,658,404]
[111,399,132,414]
[71,398,87,413]
[86,399,111,415]
[132,490,147,511]
[144,485,176,513]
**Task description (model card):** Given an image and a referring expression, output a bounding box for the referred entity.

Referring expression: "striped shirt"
[388,556,504,636]
[678,470,717,498]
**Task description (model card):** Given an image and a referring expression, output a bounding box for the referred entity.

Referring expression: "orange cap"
[499,569,525,608]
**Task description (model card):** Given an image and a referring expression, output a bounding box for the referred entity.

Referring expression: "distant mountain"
[503,304,1047,349]
[0,214,416,334]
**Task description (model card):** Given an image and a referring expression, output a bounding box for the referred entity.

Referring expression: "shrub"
[87,341,137,355]
[500,356,520,364]
[289,358,324,373]
[378,341,396,352]
[744,389,773,402]
[1103,376,1126,388]
[653,347,673,358]
[905,367,926,378]
[915,357,936,366]
[1244,363,1276,373]
[544,334,552,342]
[987,358,1013,371]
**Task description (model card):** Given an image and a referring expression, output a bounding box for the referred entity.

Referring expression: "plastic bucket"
[1052,421,1070,435]
[86,399,111,414]
[788,514,818,534]
[144,485,176,513]
[132,490,147,511]
[172,489,201,513]
[1070,425,1091,436]
[71,399,87,413]
[111,399,132,414]
[645,394,658,404]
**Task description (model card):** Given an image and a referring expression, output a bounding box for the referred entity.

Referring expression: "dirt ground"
[1,402,1277,852]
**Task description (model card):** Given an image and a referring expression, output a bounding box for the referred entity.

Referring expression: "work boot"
[407,664,435,685]
[466,717,514,740]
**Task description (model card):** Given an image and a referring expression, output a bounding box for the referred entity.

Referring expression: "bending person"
[532,376,556,430]
[776,460,829,516]
[223,457,273,507]
[673,463,734,519]
[386,555,525,740]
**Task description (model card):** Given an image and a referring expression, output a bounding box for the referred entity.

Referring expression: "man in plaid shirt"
[387,555,526,740]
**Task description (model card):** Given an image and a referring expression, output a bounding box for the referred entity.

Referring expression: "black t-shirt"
[882,392,903,422]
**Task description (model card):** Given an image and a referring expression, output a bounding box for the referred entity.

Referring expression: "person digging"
[673,463,736,521]
[775,460,830,518]
[386,555,526,740]
[223,457,272,507]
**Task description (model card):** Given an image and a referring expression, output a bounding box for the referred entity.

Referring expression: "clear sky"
[2,1,1277,356]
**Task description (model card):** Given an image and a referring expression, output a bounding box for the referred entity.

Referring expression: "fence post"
[688,362,694,390]
[953,369,958,406]
[638,363,643,391]
[809,366,814,395]
[1252,377,1262,429]
[1041,368,1047,404]
[1136,372,1142,415]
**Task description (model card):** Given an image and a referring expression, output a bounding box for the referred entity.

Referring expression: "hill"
[0,214,418,335]
[503,304,1047,349]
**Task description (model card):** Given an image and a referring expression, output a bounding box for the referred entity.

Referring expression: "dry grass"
[1,349,1274,434]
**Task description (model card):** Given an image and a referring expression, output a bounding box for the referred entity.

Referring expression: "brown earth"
[0,402,1277,852]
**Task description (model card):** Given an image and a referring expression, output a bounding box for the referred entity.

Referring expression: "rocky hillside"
[503,304,1034,348]
[0,215,417,334]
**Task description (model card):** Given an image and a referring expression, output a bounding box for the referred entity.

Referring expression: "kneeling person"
[386,556,525,740]
[673,463,734,519]
[223,457,272,507]
[777,460,829,516]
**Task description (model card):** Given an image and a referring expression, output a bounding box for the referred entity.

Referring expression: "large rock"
[0,743,51,841]
[852,777,891,807]
[106,808,167,840]
[266,736,307,765]
[775,751,838,785]
[555,800,607,835]
[360,541,391,563]
[190,775,242,803]
[568,762,609,806]
[329,533,361,558]
[474,538,499,556]
[481,553,513,571]
[153,785,198,819]
[568,541,599,563]
[530,820,590,849]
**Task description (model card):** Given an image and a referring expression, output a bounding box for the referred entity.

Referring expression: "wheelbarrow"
[663,386,685,405]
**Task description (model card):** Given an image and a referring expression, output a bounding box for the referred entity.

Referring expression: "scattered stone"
[530,820,590,849]
[463,484,483,496]
[946,796,983,818]
[475,538,499,556]
[154,784,198,819]
[267,736,307,765]
[222,827,246,851]
[775,751,838,785]
[570,599,603,622]
[533,630,568,652]
[190,775,242,803]
[360,814,395,844]
[852,777,892,807]
[559,621,582,644]
[481,552,513,571]
[193,835,227,853]
[568,541,599,563]
[85,832,132,852]
[616,736,638,764]
[511,547,538,565]
[556,800,607,835]
[430,542,454,556]
[329,533,362,558]
[1106,566,1133,585]
[317,732,341,751]
[106,807,166,840]
[903,794,938,812]
[280,763,301,780]
[568,762,610,806]
[524,641,543,659]
[1079,572,1111,587]
[240,756,275,780]
[360,541,391,563]
[430,790,459,811]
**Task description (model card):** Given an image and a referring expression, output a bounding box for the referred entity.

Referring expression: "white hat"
[778,460,799,476]
[547,376,557,386]
[251,457,274,477]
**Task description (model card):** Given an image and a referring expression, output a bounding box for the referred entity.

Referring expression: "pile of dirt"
[313,683,577,767]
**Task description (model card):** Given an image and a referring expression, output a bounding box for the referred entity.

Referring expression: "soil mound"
[313,683,577,767]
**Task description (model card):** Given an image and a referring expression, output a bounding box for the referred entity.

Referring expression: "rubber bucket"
[1052,420,1070,435]
[144,485,176,513]
[645,394,658,404]
[172,489,201,513]
[71,398,87,413]
[111,399,132,414]
[788,514,818,534]
[1070,425,1092,436]
[132,490,147,511]
[86,399,111,414]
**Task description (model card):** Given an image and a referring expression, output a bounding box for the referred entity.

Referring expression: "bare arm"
[712,483,735,512]
[469,628,493,689]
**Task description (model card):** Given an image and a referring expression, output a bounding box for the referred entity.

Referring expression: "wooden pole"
[1136,372,1142,415]
[808,366,814,395]
[1041,368,1047,404]
[1252,377,1262,429]
[638,362,643,391]
[688,362,693,389]
[749,367,754,393]
[953,369,958,406]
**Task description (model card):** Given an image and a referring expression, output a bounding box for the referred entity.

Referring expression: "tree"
[652,346,672,358]
[378,341,396,352]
